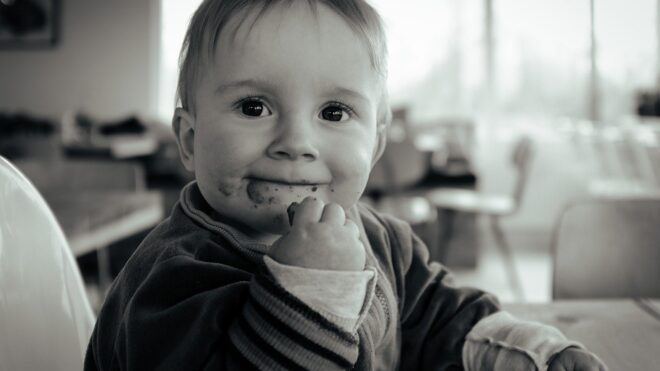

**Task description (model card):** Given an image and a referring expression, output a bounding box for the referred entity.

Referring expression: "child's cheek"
[216,178,244,197]
[331,152,373,207]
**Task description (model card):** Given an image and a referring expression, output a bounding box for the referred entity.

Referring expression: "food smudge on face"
[218,182,240,196]
[273,213,285,227]
[247,182,266,204]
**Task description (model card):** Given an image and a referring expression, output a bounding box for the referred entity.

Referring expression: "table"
[505,299,660,370]
[44,191,164,256]
[43,191,164,292]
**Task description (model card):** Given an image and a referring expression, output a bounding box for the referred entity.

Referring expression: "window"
[156,0,202,122]
[156,0,659,123]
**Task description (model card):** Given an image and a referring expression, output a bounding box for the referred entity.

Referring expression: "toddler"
[85,1,607,370]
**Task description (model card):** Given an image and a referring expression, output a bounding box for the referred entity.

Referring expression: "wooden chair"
[426,136,533,216]
[552,198,660,299]
[426,137,535,300]
[0,156,95,370]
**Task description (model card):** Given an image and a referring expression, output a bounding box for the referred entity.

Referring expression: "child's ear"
[371,123,387,167]
[371,103,392,167]
[172,107,196,172]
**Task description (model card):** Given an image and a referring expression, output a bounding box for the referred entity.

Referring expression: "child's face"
[175,2,385,243]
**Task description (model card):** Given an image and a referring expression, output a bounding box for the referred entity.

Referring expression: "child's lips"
[246,178,325,205]
[247,176,324,187]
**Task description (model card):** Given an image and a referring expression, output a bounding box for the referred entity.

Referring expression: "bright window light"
[156,0,659,123]
[157,0,202,123]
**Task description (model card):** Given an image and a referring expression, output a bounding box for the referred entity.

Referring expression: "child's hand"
[268,197,365,271]
[548,347,608,371]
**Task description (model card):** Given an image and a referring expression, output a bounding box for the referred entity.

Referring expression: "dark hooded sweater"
[84,182,500,370]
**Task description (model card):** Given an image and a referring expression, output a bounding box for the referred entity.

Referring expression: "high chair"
[0,156,95,370]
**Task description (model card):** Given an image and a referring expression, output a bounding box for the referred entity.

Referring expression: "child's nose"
[266,116,320,161]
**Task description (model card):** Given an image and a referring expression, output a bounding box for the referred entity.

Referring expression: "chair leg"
[490,215,526,302]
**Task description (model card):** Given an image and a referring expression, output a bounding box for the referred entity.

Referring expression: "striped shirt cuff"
[229,267,360,370]
[264,255,376,332]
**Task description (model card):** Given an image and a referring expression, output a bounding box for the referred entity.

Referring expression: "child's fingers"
[292,197,323,226]
[286,202,299,226]
[344,219,361,238]
[320,203,345,224]
[547,362,568,371]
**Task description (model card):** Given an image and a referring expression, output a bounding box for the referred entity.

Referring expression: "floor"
[451,218,553,303]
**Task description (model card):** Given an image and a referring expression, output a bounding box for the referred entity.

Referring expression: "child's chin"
[251,206,292,235]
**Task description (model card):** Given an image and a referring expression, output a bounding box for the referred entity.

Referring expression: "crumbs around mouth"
[247,182,266,204]
[248,179,325,205]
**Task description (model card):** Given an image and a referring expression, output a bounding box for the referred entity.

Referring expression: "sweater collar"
[178,181,374,265]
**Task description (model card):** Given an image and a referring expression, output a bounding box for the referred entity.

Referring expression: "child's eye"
[238,98,272,117]
[319,102,353,123]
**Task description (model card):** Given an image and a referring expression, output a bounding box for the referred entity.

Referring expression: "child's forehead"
[178,0,388,115]
[200,3,379,81]
[219,2,349,50]
[202,2,381,74]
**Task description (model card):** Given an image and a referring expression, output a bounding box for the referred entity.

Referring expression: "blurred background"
[1,0,659,311]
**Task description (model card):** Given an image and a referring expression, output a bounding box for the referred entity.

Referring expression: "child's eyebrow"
[215,78,278,95]
[215,79,371,104]
[325,87,371,105]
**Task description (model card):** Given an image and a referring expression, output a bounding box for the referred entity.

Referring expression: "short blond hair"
[176,0,389,119]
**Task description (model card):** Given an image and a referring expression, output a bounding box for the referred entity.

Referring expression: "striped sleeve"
[228,267,361,370]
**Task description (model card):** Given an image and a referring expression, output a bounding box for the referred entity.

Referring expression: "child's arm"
[384,213,606,370]
[462,311,593,370]
[264,255,376,332]
[86,253,363,370]
[85,199,366,371]
[395,230,500,369]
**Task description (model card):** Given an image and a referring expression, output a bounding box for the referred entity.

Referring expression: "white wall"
[0,0,159,122]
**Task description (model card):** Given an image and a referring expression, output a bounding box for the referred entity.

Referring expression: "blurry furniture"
[12,158,164,292]
[412,118,476,178]
[12,158,147,191]
[0,112,56,159]
[552,198,660,299]
[45,192,164,257]
[366,112,438,252]
[588,123,660,199]
[0,156,95,371]
[426,137,535,300]
[61,112,159,159]
[506,299,660,371]
[367,109,485,267]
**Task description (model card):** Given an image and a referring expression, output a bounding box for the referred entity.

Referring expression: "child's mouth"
[246,178,322,205]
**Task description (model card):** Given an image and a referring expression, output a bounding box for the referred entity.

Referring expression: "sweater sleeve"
[263,255,377,333]
[385,217,501,370]
[462,311,584,371]
[86,254,360,371]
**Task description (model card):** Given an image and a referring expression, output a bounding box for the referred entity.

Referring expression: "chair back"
[510,137,534,208]
[552,198,660,299]
[0,156,95,370]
